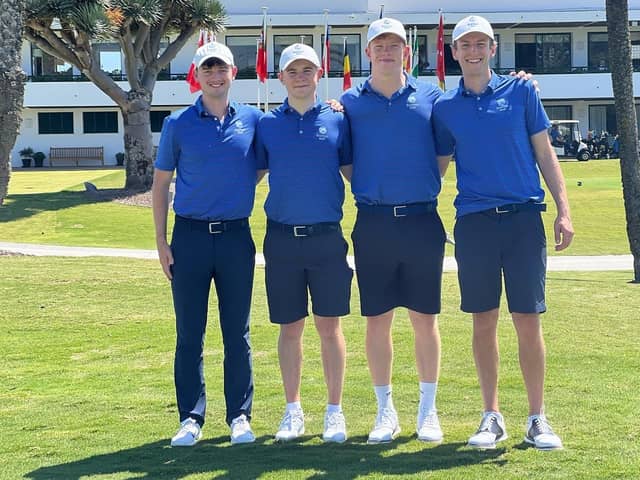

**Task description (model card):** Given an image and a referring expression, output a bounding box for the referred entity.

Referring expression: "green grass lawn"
[1,257,638,479]
[0,159,631,255]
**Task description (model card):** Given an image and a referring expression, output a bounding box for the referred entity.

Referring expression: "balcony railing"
[27,65,640,83]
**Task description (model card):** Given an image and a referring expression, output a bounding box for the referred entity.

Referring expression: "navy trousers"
[170,215,255,426]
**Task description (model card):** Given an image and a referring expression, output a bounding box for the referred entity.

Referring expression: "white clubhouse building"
[12,0,640,166]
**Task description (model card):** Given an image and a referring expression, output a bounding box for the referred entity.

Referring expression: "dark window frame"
[38,112,74,135]
[515,32,572,73]
[150,110,171,133]
[83,111,119,134]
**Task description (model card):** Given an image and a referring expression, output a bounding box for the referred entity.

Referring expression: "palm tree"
[606,0,640,282]
[24,0,226,190]
[0,0,26,206]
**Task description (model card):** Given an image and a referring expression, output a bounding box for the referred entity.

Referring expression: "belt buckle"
[393,205,407,217]
[293,225,308,237]
[209,221,223,234]
[495,206,512,214]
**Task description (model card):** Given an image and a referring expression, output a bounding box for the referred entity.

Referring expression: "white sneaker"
[367,407,401,444]
[171,417,202,447]
[417,410,443,443]
[230,414,255,445]
[323,410,347,443]
[468,411,508,449]
[275,409,305,442]
[525,414,563,450]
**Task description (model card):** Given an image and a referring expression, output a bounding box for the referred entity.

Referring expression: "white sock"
[419,381,437,415]
[374,385,394,411]
[286,401,302,413]
[326,403,342,414]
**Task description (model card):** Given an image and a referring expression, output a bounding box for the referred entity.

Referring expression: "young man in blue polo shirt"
[432,15,574,451]
[255,43,353,443]
[152,42,263,447]
[340,18,446,444]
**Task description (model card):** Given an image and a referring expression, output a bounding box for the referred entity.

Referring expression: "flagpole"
[323,9,329,102]
[262,6,269,112]
[407,26,412,73]
[413,26,418,77]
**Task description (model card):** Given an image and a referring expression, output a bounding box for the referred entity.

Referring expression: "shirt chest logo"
[316,125,328,140]
[234,120,247,134]
[495,98,510,112]
[407,94,418,110]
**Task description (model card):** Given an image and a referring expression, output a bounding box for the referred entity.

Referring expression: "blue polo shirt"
[433,72,550,217]
[255,99,352,224]
[155,97,262,220]
[340,74,442,205]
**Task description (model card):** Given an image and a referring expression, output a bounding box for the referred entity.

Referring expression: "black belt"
[356,201,437,217]
[267,219,340,237]
[487,202,546,214]
[176,215,249,234]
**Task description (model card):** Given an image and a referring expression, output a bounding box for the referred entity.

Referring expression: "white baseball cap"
[452,15,495,42]
[279,43,321,71]
[193,41,235,68]
[367,17,407,45]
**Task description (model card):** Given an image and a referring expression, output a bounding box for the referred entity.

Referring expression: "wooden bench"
[49,147,104,167]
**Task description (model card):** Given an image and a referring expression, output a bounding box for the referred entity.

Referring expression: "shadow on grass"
[0,189,138,223]
[26,437,507,479]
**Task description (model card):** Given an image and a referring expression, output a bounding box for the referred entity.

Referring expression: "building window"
[94,42,123,76]
[157,38,171,79]
[273,35,313,72]
[544,105,572,121]
[38,112,74,134]
[589,105,616,135]
[321,33,361,76]
[413,35,429,75]
[151,110,171,133]
[83,112,118,134]
[588,32,609,71]
[515,33,571,73]
[226,36,259,79]
[444,34,500,75]
[31,44,73,78]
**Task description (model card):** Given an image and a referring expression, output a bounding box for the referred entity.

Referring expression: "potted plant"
[115,152,125,166]
[19,147,34,168]
[33,151,46,168]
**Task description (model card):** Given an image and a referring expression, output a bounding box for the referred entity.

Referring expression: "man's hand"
[326,99,344,112]
[553,214,574,251]
[156,239,174,280]
[510,70,539,92]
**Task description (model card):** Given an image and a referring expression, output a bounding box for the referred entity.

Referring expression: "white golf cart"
[548,120,591,161]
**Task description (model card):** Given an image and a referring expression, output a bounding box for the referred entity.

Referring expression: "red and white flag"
[256,14,267,83]
[186,30,207,93]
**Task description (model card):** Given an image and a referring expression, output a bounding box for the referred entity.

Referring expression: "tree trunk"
[0,0,26,206]
[121,89,154,190]
[606,0,640,282]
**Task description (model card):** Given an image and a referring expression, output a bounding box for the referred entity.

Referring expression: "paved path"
[0,241,633,271]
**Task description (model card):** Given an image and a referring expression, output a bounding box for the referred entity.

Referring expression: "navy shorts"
[351,207,446,316]
[263,222,353,324]
[454,209,547,314]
